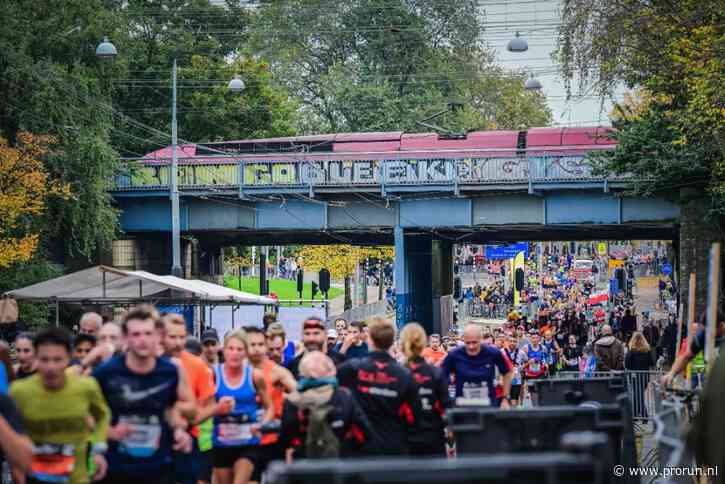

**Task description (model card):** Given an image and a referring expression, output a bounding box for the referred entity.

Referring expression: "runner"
[72,333,97,364]
[441,324,513,408]
[11,327,110,484]
[518,329,549,405]
[201,329,221,367]
[420,333,447,366]
[562,335,583,372]
[79,312,103,337]
[335,321,369,358]
[266,323,297,368]
[14,332,36,380]
[399,323,449,456]
[161,314,217,484]
[280,351,375,459]
[541,329,561,376]
[337,317,422,456]
[92,305,195,484]
[503,335,522,407]
[243,326,296,481]
[288,318,346,380]
[211,330,274,484]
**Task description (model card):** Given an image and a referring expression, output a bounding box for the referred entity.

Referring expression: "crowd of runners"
[0,241,713,484]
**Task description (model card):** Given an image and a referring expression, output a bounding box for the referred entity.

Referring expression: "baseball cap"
[201,329,219,344]
[327,329,338,339]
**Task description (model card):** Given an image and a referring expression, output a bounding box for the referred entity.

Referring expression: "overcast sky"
[483,0,624,126]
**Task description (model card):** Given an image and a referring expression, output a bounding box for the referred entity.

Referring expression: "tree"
[298,245,394,309]
[557,0,725,311]
[0,133,69,268]
[251,0,550,134]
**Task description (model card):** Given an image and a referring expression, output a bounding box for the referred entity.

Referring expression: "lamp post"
[96,38,244,277]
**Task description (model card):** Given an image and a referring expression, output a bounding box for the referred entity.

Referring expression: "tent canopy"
[4,266,276,305]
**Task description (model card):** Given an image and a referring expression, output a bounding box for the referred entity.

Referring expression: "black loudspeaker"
[318,268,330,294]
[454,277,461,299]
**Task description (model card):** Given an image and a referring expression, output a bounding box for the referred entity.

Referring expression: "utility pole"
[170,58,182,277]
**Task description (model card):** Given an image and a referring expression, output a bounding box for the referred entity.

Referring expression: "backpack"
[305,400,340,458]
[294,385,341,459]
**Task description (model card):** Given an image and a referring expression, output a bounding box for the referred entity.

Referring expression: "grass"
[224,276,343,302]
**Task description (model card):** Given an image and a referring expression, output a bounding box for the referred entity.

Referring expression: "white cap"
[327,329,338,339]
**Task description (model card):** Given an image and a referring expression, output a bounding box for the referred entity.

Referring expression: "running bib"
[218,422,253,444]
[529,359,541,373]
[31,443,75,483]
[462,384,484,401]
[119,415,162,458]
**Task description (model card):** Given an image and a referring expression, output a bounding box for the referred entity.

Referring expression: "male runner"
[244,327,296,480]
[162,314,216,484]
[92,305,195,484]
[12,327,110,484]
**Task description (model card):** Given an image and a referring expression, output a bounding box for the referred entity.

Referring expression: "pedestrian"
[594,324,625,371]
[79,312,103,337]
[399,323,450,456]
[335,320,369,358]
[562,335,583,373]
[201,329,221,367]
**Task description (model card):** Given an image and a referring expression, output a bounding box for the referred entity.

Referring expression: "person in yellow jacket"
[11,327,110,484]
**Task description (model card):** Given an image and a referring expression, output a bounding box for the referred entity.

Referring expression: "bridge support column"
[431,239,454,336]
[394,227,433,332]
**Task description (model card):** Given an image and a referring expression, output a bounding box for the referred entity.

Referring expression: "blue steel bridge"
[110,127,679,332]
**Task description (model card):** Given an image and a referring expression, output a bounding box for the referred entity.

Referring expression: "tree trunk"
[344,275,352,311]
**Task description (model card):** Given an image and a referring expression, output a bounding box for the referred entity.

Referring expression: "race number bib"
[218,422,253,444]
[462,383,484,401]
[529,359,541,373]
[31,443,75,483]
[119,415,162,458]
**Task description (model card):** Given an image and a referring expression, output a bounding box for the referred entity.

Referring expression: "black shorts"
[510,384,522,400]
[198,449,212,482]
[252,441,286,481]
[212,445,258,469]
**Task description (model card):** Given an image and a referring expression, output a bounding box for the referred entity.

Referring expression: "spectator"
[594,325,625,371]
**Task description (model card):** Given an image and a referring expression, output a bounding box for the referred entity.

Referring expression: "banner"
[588,291,609,305]
[486,243,529,260]
[597,242,607,256]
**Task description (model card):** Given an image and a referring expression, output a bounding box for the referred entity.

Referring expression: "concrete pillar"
[394,226,433,332]
[431,239,454,335]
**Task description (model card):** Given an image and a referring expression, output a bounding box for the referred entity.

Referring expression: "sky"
[483,0,624,127]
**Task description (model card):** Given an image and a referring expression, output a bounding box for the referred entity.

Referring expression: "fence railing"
[111,154,629,191]
[550,370,665,421]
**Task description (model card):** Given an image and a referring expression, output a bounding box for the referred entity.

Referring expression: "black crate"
[447,404,623,467]
[533,377,627,406]
[267,452,608,484]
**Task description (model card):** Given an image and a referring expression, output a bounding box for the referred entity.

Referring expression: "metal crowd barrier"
[549,370,664,421]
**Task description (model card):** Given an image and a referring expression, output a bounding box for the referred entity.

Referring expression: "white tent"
[5,265,276,306]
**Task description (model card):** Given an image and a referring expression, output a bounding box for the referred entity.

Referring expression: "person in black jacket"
[337,317,422,456]
[620,308,638,344]
[399,323,450,457]
[625,332,655,417]
[280,351,376,459]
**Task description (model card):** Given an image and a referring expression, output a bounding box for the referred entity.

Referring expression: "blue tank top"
[526,344,548,376]
[283,340,296,367]
[543,340,558,363]
[92,355,178,475]
[212,363,259,447]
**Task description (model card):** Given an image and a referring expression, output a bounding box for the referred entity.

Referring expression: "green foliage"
[251,0,550,133]
[558,0,725,223]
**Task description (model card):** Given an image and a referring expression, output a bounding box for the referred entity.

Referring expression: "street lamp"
[525,73,542,91]
[97,37,244,277]
[95,37,117,59]
[507,31,528,53]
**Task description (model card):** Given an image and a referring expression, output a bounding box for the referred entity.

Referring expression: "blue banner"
[485,243,529,260]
